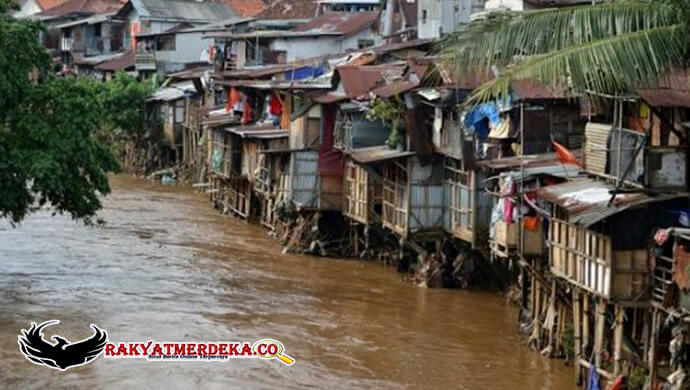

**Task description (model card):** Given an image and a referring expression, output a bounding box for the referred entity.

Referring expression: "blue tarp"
[284,66,325,81]
[462,96,513,137]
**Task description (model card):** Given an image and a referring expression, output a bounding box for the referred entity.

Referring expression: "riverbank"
[0,175,576,389]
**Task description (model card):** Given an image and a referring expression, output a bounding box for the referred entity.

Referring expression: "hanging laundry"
[200,48,210,63]
[587,360,600,390]
[502,176,515,224]
[488,115,511,139]
[524,216,538,231]
[270,93,282,116]
[241,100,253,125]
[234,91,246,114]
[208,43,216,63]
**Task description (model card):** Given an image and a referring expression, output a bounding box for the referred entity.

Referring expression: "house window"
[358,39,375,49]
[156,35,175,51]
[422,9,427,23]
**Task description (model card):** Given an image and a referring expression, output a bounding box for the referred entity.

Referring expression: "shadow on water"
[0,175,577,389]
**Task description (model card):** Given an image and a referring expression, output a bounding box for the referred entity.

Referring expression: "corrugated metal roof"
[478,151,582,170]
[167,65,213,79]
[148,81,196,101]
[225,124,287,139]
[503,164,581,181]
[371,79,418,98]
[371,39,433,55]
[95,49,134,71]
[639,89,690,109]
[536,178,686,226]
[53,11,118,28]
[637,69,690,108]
[41,0,122,17]
[348,146,414,164]
[216,79,331,90]
[337,63,407,98]
[292,11,378,35]
[255,0,316,20]
[133,0,236,22]
[512,79,570,100]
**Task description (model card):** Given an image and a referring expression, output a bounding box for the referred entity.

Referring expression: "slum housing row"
[27,0,690,387]
[182,46,690,389]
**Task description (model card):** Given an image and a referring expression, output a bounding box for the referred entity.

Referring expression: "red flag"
[552,140,581,166]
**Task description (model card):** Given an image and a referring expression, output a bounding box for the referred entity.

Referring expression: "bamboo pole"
[583,294,590,357]
[649,309,659,388]
[549,280,557,350]
[613,306,624,376]
[594,300,606,368]
[573,289,582,380]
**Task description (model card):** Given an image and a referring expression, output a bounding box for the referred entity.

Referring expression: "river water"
[0,175,575,389]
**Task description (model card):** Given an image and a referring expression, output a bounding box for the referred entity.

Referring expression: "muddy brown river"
[0,175,576,389]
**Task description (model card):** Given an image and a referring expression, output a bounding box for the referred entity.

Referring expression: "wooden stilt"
[556,303,566,355]
[573,289,582,380]
[649,309,659,388]
[613,306,624,376]
[583,294,590,358]
[534,277,542,349]
[594,300,606,368]
[548,280,557,350]
[520,267,529,310]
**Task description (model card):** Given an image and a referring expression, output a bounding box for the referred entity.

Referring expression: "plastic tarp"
[462,96,513,137]
[284,66,326,81]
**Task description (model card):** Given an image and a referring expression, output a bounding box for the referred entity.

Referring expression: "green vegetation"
[0,0,120,224]
[0,1,159,224]
[366,97,405,149]
[442,0,690,104]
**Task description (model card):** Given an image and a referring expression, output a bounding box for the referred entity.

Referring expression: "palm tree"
[441,0,690,104]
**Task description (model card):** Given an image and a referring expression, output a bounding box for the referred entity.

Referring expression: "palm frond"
[440,0,680,70]
[465,24,686,104]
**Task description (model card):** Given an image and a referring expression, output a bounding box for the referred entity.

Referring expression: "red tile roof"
[41,0,123,16]
[36,0,69,11]
[255,0,316,20]
[293,12,378,35]
[224,0,265,17]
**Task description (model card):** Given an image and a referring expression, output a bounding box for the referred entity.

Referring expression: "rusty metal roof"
[371,39,433,55]
[536,178,687,226]
[638,70,690,108]
[371,78,419,98]
[478,151,582,170]
[293,12,378,35]
[337,63,407,98]
[348,146,414,164]
[94,50,134,71]
[40,0,122,17]
[512,79,570,100]
[639,89,690,109]
[255,0,316,20]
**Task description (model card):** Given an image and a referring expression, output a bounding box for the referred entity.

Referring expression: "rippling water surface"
[0,175,576,389]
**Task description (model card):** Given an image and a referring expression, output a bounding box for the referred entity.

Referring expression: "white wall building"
[417,0,485,39]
